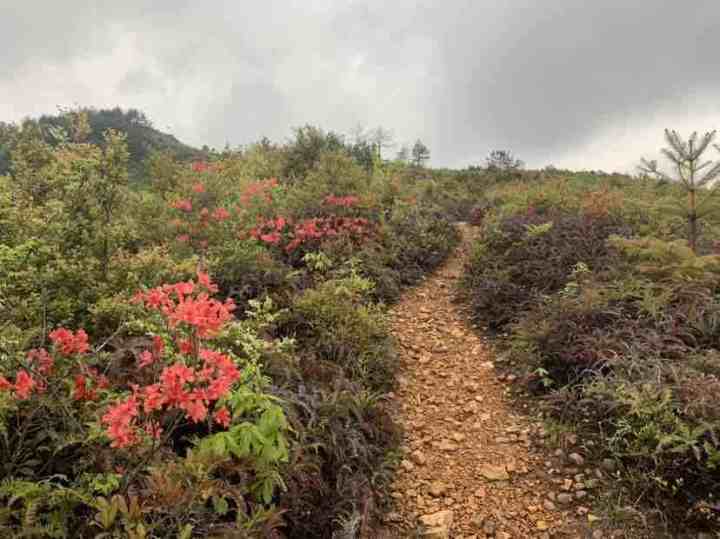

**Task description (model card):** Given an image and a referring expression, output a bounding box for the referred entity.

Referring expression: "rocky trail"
[383,226,607,539]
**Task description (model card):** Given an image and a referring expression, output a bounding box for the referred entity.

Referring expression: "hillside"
[0,107,205,178]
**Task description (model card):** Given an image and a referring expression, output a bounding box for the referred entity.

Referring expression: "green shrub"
[281,274,394,391]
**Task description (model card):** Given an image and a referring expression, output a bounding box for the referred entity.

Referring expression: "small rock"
[543,500,556,511]
[438,440,459,452]
[385,511,402,523]
[496,532,511,539]
[401,459,415,472]
[556,493,573,505]
[536,520,550,531]
[429,481,447,498]
[575,490,588,500]
[479,464,510,482]
[412,450,428,466]
[568,453,585,466]
[419,510,454,539]
[482,518,497,535]
[453,433,466,443]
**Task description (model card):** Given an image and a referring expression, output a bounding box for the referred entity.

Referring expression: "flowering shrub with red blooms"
[169,182,233,253]
[249,216,288,246]
[0,329,100,402]
[285,216,372,253]
[73,368,110,401]
[100,271,241,448]
[248,213,372,256]
[239,178,279,208]
[191,161,222,173]
[49,327,89,356]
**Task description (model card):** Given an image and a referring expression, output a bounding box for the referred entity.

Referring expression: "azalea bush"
[0,272,289,537]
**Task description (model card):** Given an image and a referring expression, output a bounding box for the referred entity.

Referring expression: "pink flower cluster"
[49,328,89,356]
[249,217,287,245]
[103,272,239,448]
[285,216,371,253]
[169,183,232,251]
[191,161,221,173]
[102,348,238,447]
[0,329,93,401]
[132,272,235,340]
[249,214,372,254]
[239,178,278,207]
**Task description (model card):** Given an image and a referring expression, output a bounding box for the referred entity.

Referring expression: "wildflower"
[102,396,140,448]
[138,350,154,368]
[49,328,89,356]
[178,339,195,356]
[0,376,12,391]
[260,232,281,245]
[211,207,230,221]
[27,348,54,375]
[180,397,207,423]
[196,270,219,293]
[192,182,205,193]
[14,370,36,400]
[213,407,231,427]
[142,383,164,413]
[172,199,193,213]
[73,374,96,401]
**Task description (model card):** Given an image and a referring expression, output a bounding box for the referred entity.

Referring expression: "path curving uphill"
[384,225,591,538]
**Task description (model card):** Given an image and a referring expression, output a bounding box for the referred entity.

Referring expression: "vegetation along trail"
[385,225,590,538]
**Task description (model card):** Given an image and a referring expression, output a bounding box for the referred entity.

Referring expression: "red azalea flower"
[138,350,154,368]
[102,396,140,448]
[211,207,230,221]
[213,406,231,427]
[14,370,36,400]
[49,328,89,356]
[27,348,54,375]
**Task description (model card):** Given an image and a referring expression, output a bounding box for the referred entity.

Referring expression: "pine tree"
[639,130,720,252]
[486,150,523,171]
[411,139,430,167]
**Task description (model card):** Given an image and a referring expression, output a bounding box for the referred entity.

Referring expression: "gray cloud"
[2,1,720,171]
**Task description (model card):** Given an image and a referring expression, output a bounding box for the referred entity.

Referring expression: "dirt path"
[384,225,593,539]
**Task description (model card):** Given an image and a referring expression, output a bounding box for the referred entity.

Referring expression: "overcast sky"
[2,1,720,172]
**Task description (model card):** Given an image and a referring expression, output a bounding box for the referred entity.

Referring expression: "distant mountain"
[1,107,205,178]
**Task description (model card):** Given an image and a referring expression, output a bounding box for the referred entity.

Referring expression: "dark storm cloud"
[431,1,720,167]
[2,1,720,171]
